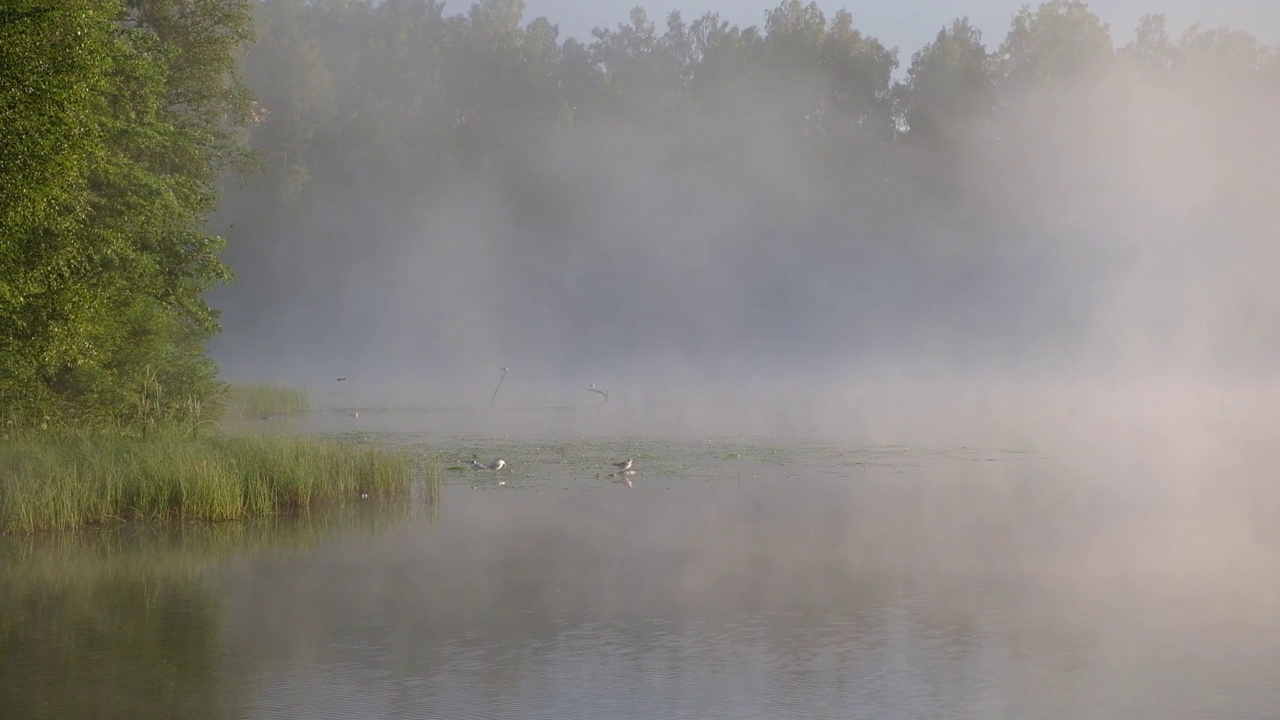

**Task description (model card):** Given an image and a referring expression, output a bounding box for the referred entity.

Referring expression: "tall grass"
[222,383,310,420]
[0,430,416,534]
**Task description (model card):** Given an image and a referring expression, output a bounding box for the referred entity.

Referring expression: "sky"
[521,0,1280,59]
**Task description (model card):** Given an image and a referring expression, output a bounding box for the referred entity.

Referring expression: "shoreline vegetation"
[0,384,433,535]
[224,383,311,420]
[4,6,433,536]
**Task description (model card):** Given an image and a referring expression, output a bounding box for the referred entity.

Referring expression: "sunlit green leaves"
[1,0,254,427]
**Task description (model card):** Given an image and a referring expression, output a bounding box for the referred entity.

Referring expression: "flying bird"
[336,377,347,382]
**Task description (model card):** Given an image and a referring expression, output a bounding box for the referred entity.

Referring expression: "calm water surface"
[4,408,1280,719]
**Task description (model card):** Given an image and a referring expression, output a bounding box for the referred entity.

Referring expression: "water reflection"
[1,554,226,720]
[0,503,415,720]
[226,473,1278,719]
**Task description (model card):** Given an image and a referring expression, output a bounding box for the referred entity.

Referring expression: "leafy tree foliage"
[995,0,1114,90]
[0,0,253,428]
[902,19,993,147]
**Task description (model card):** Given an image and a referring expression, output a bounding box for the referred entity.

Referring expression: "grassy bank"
[0,430,421,534]
[223,383,310,420]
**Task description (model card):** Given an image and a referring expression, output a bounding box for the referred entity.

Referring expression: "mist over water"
[206,0,1280,583]
[212,0,1280,450]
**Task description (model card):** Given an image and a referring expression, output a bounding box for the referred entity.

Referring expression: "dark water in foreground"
[4,422,1280,719]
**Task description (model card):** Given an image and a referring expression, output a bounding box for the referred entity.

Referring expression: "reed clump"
[222,383,311,420]
[0,430,413,534]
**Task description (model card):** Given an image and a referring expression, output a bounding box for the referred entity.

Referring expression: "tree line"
[215,0,1276,380]
[229,0,1278,208]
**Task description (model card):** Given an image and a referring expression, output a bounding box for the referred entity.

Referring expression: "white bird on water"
[470,457,506,471]
[612,458,634,471]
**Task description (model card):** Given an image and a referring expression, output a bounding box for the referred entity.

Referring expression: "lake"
[4,402,1280,719]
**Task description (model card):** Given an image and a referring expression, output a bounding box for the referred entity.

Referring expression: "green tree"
[590,7,694,119]
[995,0,1113,91]
[1123,14,1275,82]
[0,0,254,428]
[241,0,338,203]
[901,18,993,145]
[1123,13,1175,75]
[817,9,898,142]
[1174,23,1273,79]
[0,1,116,420]
[687,13,763,107]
